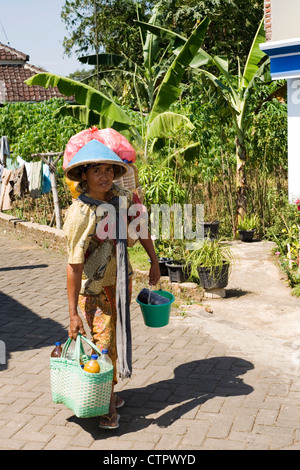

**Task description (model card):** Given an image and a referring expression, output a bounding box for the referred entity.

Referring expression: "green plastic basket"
[50,334,113,418]
[136,289,175,328]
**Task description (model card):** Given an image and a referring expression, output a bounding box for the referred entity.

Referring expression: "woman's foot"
[99,389,119,429]
[99,413,120,429]
[115,394,125,409]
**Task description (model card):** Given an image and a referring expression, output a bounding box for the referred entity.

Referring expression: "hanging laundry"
[0,169,12,210]
[9,164,29,199]
[0,136,10,166]
[0,161,4,190]
[17,156,31,184]
[30,161,43,198]
[0,137,10,197]
[17,157,51,195]
[42,164,52,194]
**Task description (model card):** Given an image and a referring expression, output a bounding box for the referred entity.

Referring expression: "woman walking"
[63,137,160,429]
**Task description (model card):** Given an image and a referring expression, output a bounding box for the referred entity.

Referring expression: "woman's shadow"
[69,355,254,437]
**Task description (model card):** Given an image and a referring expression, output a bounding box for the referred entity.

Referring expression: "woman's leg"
[78,290,118,427]
[78,280,132,428]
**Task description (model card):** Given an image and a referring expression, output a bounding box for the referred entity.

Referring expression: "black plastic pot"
[158,257,172,276]
[201,221,220,239]
[197,262,229,289]
[238,229,255,242]
[166,261,191,283]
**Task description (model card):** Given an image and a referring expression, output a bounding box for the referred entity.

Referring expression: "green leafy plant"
[237,214,259,231]
[186,238,235,279]
[139,165,187,206]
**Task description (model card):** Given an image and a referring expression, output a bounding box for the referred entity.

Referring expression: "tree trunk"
[235,136,247,227]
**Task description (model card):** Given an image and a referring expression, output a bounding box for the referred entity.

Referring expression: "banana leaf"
[25,73,132,126]
[78,53,125,67]
[146,111,195,139]
[169,142,200,166]
[136,19,186,47]
[242,18,266,88]
[142,10,161,69]
[54,105,101,126]
[54,105,131,131]
[136,21,213,69]
[148,17,210,123]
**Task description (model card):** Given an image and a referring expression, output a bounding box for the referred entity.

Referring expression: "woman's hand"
[149,260,161,286]
[67,263,86,339]
[69,313,86,339]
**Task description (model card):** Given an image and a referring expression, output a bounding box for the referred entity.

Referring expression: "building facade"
[260,0,300,200]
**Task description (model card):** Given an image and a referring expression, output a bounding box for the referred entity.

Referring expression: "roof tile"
[0,42,73,103]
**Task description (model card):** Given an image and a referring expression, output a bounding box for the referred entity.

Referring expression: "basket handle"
[60,336,85,359]
[74,333,102,363]
[61,337,72,358]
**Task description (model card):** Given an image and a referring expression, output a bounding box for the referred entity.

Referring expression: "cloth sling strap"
[78,193,132,379]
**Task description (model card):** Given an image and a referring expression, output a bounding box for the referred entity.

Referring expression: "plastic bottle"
[83,354,100,373]
[122,161,136,190]
[65,341,76,360]
[98,349,112,372]
[50,342,62,358]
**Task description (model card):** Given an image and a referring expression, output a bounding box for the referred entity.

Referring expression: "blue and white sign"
[260,39,300,80]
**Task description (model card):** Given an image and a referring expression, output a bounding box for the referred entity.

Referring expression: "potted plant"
[200,220,221,239]
[163,239,191,283]
[186,238,234,289]
[237,214,258,242]
[153,239,174,276]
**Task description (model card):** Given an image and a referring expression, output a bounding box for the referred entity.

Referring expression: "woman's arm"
[139,233,161,286]
[67,263,87,338]
[130,192,160,285]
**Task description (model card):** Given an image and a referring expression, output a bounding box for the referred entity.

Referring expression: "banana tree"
[78,6,176,121]
[78,10,209,137]
[139,18,270,224]
[195,19,269,223]
[25,17,210,160]
[200,20,268,222]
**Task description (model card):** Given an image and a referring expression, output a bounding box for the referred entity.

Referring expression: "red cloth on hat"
[63,127,136,169]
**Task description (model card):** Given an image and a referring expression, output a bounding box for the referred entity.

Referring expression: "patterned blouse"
[63,184,142,295]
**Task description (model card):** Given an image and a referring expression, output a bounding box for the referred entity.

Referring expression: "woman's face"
[82,163,114,198]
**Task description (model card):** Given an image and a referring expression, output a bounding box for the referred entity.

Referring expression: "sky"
[0,0,93,77]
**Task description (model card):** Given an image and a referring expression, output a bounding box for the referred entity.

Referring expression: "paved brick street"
[0,230,299,450]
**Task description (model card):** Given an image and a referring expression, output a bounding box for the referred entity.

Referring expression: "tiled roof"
[0,42,29,62]
[0,42,71,103]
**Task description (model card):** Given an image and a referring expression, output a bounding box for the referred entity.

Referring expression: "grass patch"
[291,284,300,297]
[128,243,150,271]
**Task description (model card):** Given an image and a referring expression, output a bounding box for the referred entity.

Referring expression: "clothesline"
[31,152,63,172]
[0,138,64,229]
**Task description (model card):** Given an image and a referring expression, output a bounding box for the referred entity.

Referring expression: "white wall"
[272,0,300,41]
[288,78,300,201]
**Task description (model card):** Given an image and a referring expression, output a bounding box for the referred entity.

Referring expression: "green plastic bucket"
[136,289,175,328]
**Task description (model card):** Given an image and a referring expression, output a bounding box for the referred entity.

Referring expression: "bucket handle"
[149,280,162,294]
[147,284,153,303]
